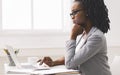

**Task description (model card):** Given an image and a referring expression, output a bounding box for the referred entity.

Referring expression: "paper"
[30,65,79,74]
[5,64,79,74]
[21,63,50,70]
[8,69,33,74]
[31,69,78,74]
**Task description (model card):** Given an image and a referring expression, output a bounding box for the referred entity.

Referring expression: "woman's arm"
[65,34,103,69]
[52,56,65,66]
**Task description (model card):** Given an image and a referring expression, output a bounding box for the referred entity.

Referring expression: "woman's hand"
[37,56,54,67]
[37,56,65,67]
[70,24,84,40]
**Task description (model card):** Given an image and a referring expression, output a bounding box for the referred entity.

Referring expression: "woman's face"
[71,2,87,26]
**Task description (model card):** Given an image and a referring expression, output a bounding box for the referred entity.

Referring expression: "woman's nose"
[71,15,75,19]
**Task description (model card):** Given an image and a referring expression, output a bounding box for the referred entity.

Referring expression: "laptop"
[5,45,50,70]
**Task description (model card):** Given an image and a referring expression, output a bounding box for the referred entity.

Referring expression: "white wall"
[0,46,120,63]
[0,0,2,29]
[0,0,70,49]
[0,0,120,49]
[105,0,120,46]
[0,0,120,57]
[0,32,69,48]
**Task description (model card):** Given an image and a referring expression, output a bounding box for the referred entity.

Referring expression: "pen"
[4,49,10,55]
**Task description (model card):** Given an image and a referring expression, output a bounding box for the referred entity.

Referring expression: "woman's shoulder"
[92,27,104,37]
[89,27,106,41]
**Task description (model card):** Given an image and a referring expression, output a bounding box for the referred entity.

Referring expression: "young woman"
[38,0,112,75]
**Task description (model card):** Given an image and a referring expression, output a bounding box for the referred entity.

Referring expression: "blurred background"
[0,0,120,75]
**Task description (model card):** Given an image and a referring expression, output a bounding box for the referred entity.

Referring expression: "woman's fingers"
[70,24,84,40]
[38,57,48,65]
[37,59,42,62]
[38,57,53,66]
[37,59,44,65]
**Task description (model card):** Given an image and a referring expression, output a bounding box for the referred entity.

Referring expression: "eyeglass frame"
[70,9,84,18]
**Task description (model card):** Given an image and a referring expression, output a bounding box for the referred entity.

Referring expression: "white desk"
[4,64,80,75]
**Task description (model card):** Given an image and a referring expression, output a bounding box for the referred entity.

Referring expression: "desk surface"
[4,64,80,75]
[5,74,80,75]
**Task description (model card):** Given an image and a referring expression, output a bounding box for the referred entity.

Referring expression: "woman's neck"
[84,20,92,34]
[82,20,92,39]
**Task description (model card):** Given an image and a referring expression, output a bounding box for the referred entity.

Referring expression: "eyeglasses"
[70,9,84,17]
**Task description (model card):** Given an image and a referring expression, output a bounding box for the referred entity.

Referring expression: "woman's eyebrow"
[72,9,78,12]
[72,8,83,11]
